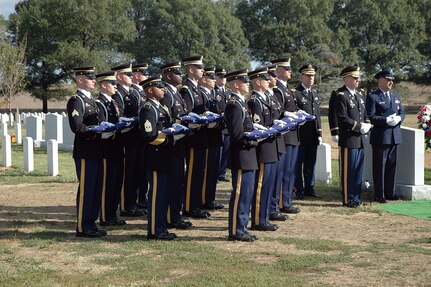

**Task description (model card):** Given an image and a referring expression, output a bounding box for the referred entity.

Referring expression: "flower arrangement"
[417,105,431,149]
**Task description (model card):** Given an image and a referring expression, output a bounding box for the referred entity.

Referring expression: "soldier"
[294,64,322,199]
[95,71,126,226]
[248,67,280,231]
[335,65,371,207]
[199,67,224,210]
[111,64,145,217]
[224,69,259,242]
[215,67,231,182]
[271,58,301,214]
[131,64,150,210]
[366,69,405,203]
[67,66,106,238]
[159,62,192,229]
[180,55,211,219]
[139,76,177,240]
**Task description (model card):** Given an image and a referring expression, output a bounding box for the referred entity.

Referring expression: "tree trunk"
[43,95,48,113]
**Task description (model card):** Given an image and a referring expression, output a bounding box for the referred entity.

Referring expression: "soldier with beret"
[139,76,177,240]
[180,55,211,219]
[159,62,192,229]
[294,64,322,199]
[131,64,150,211]
[95,71,126,226]
[67,66,106,238]
[224,69,259,242]
[199,67,225,210]
[271,58,301,214]
[215,67,231,183]
[111,64,145,217]
[248,67,280,231]
[335,66,371,207]
[366,69,405,203]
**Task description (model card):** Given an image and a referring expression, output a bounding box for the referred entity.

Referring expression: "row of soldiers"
[67,54,404,242]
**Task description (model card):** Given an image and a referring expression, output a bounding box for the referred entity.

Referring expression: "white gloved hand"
[208,122,218,129]
[331,135,339,143]
[318,136,322,145]
[188,123,202,129]
[101,131,115,139]
[284,111,298,119]
[386,113,396,124]
[392,115,402,125]
[359,123,372,134]
[173,134,186,141]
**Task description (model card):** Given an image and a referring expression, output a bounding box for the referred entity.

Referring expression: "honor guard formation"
[67,55,404,241]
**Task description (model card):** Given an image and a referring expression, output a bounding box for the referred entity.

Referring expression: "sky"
[0,0,20,19]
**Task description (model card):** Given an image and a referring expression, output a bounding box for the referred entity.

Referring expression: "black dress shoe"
[250,222,278,231]
[346,201,358,208]
[280,206,301,214]
[100,218,127,226]
[295,193,304,200]
[305,193,321,198]
[387,195,400,201]
[147,232,176,240]
[201,202,224,210]
[375,198,387,204]
[136,202,147,209]
[76,230,102,238]
[183,209,211,219]
[228,233,255,242]
[244,232,258,240]
[120,208,145,217]
[167,220,193,229]
[269,212,289,221]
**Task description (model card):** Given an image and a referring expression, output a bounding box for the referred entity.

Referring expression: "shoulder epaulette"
[337,91,345,96]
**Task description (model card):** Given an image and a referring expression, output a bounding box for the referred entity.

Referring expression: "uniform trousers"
[372,144,398,200]
[340,147,364,205]
[121,145,140,211]
[147,170,170,236]
[295,145,317,195]
[100,158,124,222]
[281,145,299,208]
[137,145,148,206]
[167,152,186,224]
[251,162,277,226]
[218,134,230,180]
[202,146,221,205]
[228,169,255,236]
[270,153,286,214]
[74,158,103,233]
[184,147,206,212]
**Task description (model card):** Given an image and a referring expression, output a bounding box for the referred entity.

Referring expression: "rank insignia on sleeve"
[72,109,79,117]
[253,114,260,123]
[144,120,152,132]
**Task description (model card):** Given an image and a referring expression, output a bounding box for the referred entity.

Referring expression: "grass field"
[0,114,430,287]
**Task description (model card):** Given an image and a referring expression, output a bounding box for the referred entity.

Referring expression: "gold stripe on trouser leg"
[201,148,209,204]
[343,147,348,204]
[167,205,171,224]
[151,171,158,235]
[232,169,242,236]
[254,163,264,225]
[101,159,107,222]
[77,159,86,233]
[279,182,283,209]
[185,148,194,211]
[120,158,126,211]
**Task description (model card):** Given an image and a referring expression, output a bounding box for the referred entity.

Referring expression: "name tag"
[378,101,385,104]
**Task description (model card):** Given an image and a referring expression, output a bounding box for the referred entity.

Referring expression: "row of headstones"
[1,134,58,176]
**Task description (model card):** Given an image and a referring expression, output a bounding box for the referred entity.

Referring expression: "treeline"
[1,0,430,111]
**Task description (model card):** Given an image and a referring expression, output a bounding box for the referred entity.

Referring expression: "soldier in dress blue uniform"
[95,71,127,226]
[131,64,150,211]
[247,67,279,232]
[111,64,145,217]
[215,67,231,183]
[199,67,225,210]
[159,62,192,229]
[335,66,372,207]
[67,66,106,238]
[366,69,405,203]
[294,64,322,199]
[139,76,177,240]
[271,58,301,214]
[224,69,259,242]
[180,55,211,219]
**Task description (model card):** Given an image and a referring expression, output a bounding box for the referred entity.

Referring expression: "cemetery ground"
[0,116,431,286]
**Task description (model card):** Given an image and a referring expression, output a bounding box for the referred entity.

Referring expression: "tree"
[128,0,250,71]
[0,17,26,111]
[8,0,137,112]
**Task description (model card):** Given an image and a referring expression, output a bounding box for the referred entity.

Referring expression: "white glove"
[318,136,322,145]
[386,113,396,125]
[253,123,268,130]
[101,131,115,139]
[100,121,115,128]
[331,135,339,143]
[359,123,372,134]
[208,122,218,129]
[284,111,298,119]
[173,134,186,141]
[188,123,202,129]
[392,115,401,125]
